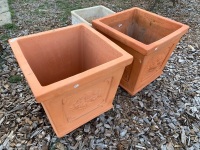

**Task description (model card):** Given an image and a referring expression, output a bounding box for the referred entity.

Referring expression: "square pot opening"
[74,6,114,24]
[100,8,182,45]
[17,26,122,86]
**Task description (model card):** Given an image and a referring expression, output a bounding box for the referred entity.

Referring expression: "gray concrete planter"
[71,5,115,26]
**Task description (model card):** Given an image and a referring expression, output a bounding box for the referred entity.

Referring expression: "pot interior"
[17,26,121,86]
[100,8,182,45]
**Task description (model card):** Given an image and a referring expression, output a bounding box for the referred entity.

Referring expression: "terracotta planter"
[71,5,115,26]
[9,24,133,137]
[92,7,189,95]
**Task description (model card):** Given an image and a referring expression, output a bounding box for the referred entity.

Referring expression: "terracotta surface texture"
[9,24,133,137]
[92,7,189,96]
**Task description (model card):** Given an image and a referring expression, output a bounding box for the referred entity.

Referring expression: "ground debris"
[0,0,199,149]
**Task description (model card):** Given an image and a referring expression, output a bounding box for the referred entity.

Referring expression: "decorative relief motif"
[62,77,112,122]
[141,43,175,81]
[147,53,166,73]
[69,91,102,110]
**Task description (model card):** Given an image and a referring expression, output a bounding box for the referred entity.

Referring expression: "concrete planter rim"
[71,5,115,26]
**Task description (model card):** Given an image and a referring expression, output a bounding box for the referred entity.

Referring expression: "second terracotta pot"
[92,7,189,95]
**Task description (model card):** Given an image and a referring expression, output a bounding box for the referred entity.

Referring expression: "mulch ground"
[0,0,200,149]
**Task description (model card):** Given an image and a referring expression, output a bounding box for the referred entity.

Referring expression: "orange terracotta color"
[9,24,133,137]
[92,7,189,95]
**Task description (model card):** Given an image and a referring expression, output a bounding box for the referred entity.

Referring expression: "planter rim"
[71,11,90,26]
[92,7,189,55]
[71,5,115,14]
[71,5,115,26]
[9,24,132,102]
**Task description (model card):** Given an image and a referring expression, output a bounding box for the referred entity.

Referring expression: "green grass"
[34,2,50,16]
[55,0,83,23]
[0,23,17,43]
[0,34,9,41]
[7,0,15,20]
[8,75,22,83]
[3,0,18,31]
[3,23,18,30]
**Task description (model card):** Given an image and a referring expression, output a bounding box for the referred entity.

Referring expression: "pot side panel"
[42,76,113,137]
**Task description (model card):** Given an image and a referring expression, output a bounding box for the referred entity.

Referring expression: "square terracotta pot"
[92,7,189,95]
[9,24,133,137]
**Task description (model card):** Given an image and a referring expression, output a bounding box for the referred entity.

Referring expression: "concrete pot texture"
[92,7,189,96]
[9,24,133,137]
[71,5,115,26]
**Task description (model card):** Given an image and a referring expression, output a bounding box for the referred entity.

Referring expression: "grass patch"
[0,34,10,41]
[34,2,50,16]
[8,75,22,83]
[6,0,19,30]
[3,23,18,30]
[7,0,15,20]
[55,0,83,23]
